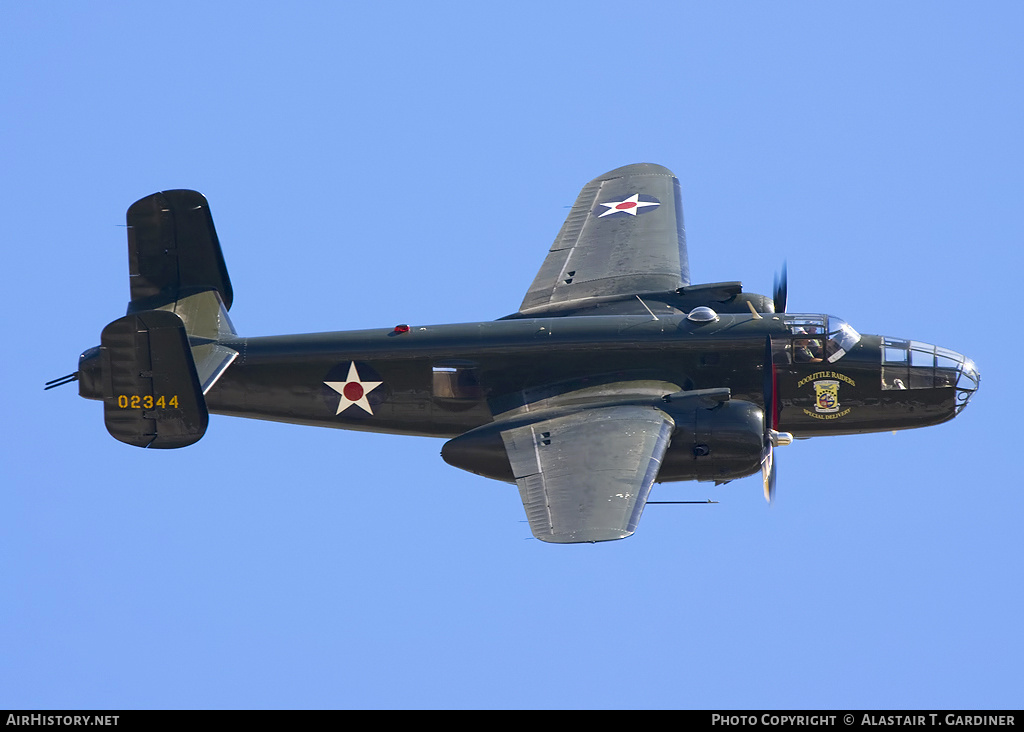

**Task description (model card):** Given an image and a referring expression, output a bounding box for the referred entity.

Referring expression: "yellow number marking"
[115,395,180,409]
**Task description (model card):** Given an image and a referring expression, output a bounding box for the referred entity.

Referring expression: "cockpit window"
[824,318,861,363]
[785,315,861,363]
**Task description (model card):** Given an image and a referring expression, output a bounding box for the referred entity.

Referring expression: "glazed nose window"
[880,338,978,408]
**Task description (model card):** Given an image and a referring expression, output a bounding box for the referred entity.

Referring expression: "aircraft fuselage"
[195,312,973,445]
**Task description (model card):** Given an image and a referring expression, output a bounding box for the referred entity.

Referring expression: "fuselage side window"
[432,361,482,400]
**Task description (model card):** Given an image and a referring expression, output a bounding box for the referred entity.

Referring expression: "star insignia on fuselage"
[596,193,661,218]
[324,362,383,415]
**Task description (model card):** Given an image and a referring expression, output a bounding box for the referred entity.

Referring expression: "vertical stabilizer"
[127,189,233,311]
[126,190,239,396]
[84,189,241,447]
[100,310,208,448]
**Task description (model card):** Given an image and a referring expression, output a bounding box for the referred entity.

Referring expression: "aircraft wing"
[500,405,675,543]
[518,163,689,316]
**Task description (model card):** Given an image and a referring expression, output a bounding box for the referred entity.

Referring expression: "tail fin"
[127,189,232,311]
[91,190,240,448]
[101,310,208,448]
[126,189,239,394]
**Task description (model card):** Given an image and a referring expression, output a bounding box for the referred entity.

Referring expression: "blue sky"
[2,2,1021,709]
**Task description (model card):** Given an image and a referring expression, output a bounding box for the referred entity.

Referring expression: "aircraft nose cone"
[954,356,980,414]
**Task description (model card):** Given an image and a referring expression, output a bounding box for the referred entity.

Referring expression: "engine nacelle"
[442,391,766,486]
[441,419,517,483]
[659,396,765,483]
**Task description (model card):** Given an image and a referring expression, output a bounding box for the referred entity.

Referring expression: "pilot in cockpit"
[794,336,824,363]
[790,324,825,363]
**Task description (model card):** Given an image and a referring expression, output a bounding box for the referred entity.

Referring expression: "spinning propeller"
[773,261,788,314]
[761,335,793,504]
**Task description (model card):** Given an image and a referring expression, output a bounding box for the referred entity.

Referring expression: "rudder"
[127,189,233,312]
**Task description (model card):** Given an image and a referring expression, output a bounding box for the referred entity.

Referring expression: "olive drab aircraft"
[50,163,980,543]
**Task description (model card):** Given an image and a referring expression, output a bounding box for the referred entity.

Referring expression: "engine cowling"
[658,396,765,483]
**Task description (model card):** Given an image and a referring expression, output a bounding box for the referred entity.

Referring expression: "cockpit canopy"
[784,314,861,363]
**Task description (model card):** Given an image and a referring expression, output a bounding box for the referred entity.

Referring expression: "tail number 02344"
[116,395,179,409]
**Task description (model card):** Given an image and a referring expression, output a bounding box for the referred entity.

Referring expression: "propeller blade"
[760,336,790,504]
[761,445,775,504]
[763,336,777,432]
[761,334,776,504]
[773,261,788,314]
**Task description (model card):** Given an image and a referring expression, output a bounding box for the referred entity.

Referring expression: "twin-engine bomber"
[53,163,980,543]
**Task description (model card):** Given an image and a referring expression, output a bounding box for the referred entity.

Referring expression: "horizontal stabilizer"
[100,310,208,449]
[190,342,238,395]
[152,289,239,394]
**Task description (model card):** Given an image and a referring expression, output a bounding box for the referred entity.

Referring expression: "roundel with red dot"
[593,193,661,218]
[322,362,387,417]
